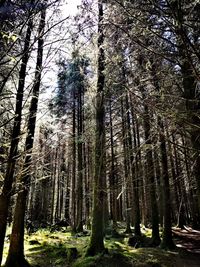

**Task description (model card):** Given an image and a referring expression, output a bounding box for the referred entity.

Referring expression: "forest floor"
[2,226,200,267]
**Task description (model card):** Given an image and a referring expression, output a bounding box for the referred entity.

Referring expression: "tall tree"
[0,15,33,264]
[5,6,46,266]
[86,0,106,256]
[49,49,89,232]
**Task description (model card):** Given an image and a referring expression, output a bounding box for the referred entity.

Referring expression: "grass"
[2,227,178,267]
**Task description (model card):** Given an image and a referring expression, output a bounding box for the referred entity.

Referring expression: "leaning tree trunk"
[0,18,33,265]
[5,8,45,267]
[86,0,106,256]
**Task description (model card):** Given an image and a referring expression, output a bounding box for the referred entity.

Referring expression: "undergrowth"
[2,226,178,267]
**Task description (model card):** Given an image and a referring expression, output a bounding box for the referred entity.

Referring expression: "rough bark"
[121,98,132,234]
[71,91,76,232]
[86,0,106,256]
[141,85,160,246]
[76,79,83,232]
[0,18,33,265]
[125,92,141,236]
[5,8,45,266]
[109,98,118,234]
[159,119,175,250]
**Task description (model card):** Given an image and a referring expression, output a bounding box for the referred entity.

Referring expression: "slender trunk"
[109,98,118,233]
[71,92,76,232]
[141,85,160,245]
[121,98,132,233]
[5,9,45,266]
[76,82,83,232]
[0,18,33,265]
[159,119,175,249]
[51,148,57,224]
[86,0,106,255]
[166,130,179,223]
[135,115,147,226]
[154,147,163,227]
[171,134,186,228]
[125,92,141,236]
[182,134,198,227]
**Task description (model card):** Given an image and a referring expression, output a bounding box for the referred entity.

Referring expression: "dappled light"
[0,0,200,266]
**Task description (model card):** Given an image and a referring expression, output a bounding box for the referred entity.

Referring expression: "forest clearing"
[0,0,200,266]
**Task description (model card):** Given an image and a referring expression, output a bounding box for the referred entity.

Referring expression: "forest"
[0,0,200,266]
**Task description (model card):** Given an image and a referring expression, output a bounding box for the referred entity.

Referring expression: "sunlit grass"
[2,226,178,267]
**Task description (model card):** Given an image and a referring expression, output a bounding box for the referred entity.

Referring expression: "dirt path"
[172,227,200,267]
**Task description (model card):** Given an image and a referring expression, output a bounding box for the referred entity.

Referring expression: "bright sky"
[65,0,82,16]
[37,0,83,122]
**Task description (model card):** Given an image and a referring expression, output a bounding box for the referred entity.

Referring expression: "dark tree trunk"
[135,114,147,227]
[166,130,179,223]
[121,98,132,234]
[172,0,200,225]
[159,119,175,250]
[86,0,106,256]
[146,56,175,249]
[109,98,118,234]
[71,91,76,232]
[76,79,83,232]
[0,18,33,265]
[154,147,163,227]
[125,92,141,236]
[171,134,186,228]
[140,85,160,246]
[5,9,45,266]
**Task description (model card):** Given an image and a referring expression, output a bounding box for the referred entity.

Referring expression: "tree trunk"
[109,98,118,234]
[124,92,141,236]
[147,56,175,249]
[76,78,83,232]
[159,119,175,249]
[86,0,106,255]
[140,85,160,246]
[0,18,33,265]
[5,8,45,266]
[121,97,132,233]
[71,91,76,232]
[172,0,200,225]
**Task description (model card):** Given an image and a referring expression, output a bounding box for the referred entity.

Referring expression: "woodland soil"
[173,227,200,267]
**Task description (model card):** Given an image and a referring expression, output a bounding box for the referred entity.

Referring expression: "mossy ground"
[2,227,178,267]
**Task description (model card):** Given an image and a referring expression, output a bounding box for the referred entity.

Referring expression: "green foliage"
[49,51,90,118]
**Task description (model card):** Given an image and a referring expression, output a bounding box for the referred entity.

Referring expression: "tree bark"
[140,85,160,246]
[5,8,45,266]
[71,91,76,232]
[125,92,141,236]
[109,98,118,234]
[159,119,175,249]
[86,0,106,255]
[121,98,132,233]
[0,18,33,265]
[76,76,83,232]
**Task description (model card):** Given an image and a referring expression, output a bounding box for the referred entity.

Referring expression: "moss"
[73,252,132,267]
[2,227,178,267]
